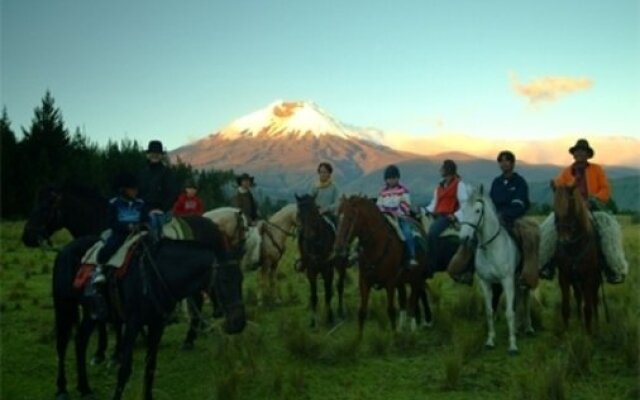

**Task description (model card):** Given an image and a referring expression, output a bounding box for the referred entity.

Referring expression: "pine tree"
[1,107,19,218]
[20,91,72,210]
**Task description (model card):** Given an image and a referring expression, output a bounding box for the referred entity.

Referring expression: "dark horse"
[333,195,431,337]
[295,194,347,327]
[54,217,246,400]
[552,183,601,334]
[21,185,115,364]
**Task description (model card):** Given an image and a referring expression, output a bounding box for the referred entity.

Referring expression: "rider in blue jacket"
[489,150,530,227]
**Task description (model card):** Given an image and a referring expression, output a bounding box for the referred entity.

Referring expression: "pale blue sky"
[2,0,638,150]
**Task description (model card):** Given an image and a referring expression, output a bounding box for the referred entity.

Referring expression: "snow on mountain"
[218,100,384,144]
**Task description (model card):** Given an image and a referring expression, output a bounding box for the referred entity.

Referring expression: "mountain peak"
[218,100,384,143]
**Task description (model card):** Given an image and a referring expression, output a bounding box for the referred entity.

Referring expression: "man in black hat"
[539,138,627,284]
[233,173,259,225]
[138,140,179,238]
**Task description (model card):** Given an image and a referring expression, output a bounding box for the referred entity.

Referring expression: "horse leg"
[559,270,571,329]
[113,318,141,400]
[491,283,503,315]
[182,292,204,350]
[574,283,583,323]
[408,283,420,332]
[502,278,518,354]
[419,286,433,328]
[270,263,282,304]
[142,321,166,400]
[110,320,124,367]
[55,298,76,399]
[386,285,397,332]
[357,276,371,339]
[308,270,319,328]
[91,321,107,365]
[478,280,496,349]
[521,288,534,335]
[75,308,97,396]
[258,264,269,306]
[397,284,407,332]
[336,265,346,320]
[323,267,334,325]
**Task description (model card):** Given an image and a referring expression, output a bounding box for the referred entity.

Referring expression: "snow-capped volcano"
[218,100,384,144]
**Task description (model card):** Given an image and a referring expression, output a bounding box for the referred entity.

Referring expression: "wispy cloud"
[510,73,593,104]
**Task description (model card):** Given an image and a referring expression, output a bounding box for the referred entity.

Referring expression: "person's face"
[572,149,589,163]
[241,179,252,189]
[440,167,449,178]
[185,188,197,197]
[498,158,514,174]
[318,167,331,182]
[385,177,399,187]
[123,187,138,199]
[147,152,163,163]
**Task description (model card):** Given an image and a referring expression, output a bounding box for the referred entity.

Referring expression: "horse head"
[553,184,591,245]
[458,186,499,249]
[295,194,321,240]
[22,185,64,247]
[334,195,369,258]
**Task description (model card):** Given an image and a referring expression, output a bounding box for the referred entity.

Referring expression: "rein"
[460,199,502,249]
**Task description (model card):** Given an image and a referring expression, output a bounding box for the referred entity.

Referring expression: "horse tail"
[538,213,557,268]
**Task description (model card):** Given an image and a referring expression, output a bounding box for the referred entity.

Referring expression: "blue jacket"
[490,172,530,224]
[107,196,147,235]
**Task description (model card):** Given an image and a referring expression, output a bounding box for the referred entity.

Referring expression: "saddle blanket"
[81,231,146,269]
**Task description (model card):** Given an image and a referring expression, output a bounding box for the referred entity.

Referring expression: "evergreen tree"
[20,91,72,212]
[1,108,19,218]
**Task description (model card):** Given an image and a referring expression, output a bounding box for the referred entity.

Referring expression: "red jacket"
[172,193,204,216]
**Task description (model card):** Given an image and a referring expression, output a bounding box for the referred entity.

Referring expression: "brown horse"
[253,204,298,304]
[296,194,347,327]
[333,195,430,337]
[553,183,601,334]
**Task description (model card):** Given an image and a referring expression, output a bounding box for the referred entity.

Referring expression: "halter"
[262,220,295,259]
[460,199,501,250]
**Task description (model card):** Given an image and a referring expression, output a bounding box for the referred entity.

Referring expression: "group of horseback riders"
[88,137,628,319]
[300,138,627,288]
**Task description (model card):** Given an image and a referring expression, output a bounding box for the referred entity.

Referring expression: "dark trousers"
[97,233,127,265]
[427,215,451,257]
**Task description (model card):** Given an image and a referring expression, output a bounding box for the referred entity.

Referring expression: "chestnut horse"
[296,194,347,327]
[552,184,601,334]
[333,195,430,337]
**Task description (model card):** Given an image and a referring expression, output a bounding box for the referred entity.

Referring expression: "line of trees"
[0,91,278,219]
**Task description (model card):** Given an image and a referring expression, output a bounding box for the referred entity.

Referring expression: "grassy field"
[1,218,638,400]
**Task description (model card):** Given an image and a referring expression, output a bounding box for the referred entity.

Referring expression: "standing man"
[138,140,179,239]
[233,173,259,225]
[490,150,539,288]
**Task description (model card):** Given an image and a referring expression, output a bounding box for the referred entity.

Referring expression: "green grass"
[1,218,639,400]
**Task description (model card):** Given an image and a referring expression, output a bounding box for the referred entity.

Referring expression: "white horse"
[254,203,298,304]
[458,186,532,354]
[202,207,262,268]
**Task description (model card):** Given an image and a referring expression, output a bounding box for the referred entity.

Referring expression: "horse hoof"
[422,320,434,329]
[56,392,71,400]
[508,348,519,356]
[485,343,495,350]
[525,328,536,336]
[181,341,194,351]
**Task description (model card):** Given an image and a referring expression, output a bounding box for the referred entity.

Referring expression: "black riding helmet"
[384,164,400,179]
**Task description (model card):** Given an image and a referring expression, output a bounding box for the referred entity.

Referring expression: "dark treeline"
[0,91,262,219]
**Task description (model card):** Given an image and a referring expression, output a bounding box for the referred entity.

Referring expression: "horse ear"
[549,180,556,192]
[294,193,300,201]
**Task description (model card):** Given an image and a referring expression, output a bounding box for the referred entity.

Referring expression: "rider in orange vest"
[540,139,625,284]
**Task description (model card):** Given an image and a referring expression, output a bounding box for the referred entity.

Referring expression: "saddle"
[383,214,428,253]
[74,231,145,289]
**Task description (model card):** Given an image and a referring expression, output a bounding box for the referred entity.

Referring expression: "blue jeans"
[428,215,452,257]
[399,218,416,259]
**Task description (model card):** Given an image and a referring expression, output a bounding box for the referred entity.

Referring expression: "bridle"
[459,198,501,250]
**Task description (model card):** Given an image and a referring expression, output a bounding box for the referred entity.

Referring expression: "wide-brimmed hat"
[146,140,165,154]
[236,173,255,186]
[569,139,594,158]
